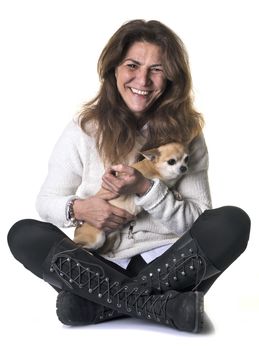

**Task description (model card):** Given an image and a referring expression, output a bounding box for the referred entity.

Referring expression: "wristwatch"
[66,198,84,227]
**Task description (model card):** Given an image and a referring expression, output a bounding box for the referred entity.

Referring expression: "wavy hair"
[78,19,204,164]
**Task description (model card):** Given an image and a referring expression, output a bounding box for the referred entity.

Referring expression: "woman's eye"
[184,156,189,163]
[127,64,137,69]
[151,67,163,73]
[167,159,176,165]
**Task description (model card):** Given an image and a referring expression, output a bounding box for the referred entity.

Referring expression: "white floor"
[1,231,258,350]
[1,1,259,349]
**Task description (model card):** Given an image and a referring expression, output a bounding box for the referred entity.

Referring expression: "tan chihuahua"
[74,142,189,251]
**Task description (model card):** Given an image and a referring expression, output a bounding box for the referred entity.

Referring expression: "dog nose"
[180,166,187,173]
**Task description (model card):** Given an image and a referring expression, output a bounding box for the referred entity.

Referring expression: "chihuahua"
[74,142,189,251]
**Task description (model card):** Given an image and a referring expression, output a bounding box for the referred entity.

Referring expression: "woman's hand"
[102,164,153,196]
[73,191,135,233]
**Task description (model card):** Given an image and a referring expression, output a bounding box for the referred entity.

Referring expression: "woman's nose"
[136,68,150,86]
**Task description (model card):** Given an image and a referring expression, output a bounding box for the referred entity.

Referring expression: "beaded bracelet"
[65,198,84,227]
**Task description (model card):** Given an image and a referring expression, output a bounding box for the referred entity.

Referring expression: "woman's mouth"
[130,87,150,96]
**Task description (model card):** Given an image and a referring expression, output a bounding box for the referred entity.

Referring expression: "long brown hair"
[79,19,204,164]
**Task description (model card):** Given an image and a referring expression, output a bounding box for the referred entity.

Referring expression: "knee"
[192,206,251,271]
[218,206,250,253]
[7,219,37,261]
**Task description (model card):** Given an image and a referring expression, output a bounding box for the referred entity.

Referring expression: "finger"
[96,188,119,200]
[103,166,119,177]
[102,175,122,193]
[101,181,118,195]
[102,221,123,232]
[111,205,135,221]
[103,172,122,184]
[110,164,134,175]
[109,213,129,225]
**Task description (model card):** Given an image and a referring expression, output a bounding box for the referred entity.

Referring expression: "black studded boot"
[56,291,128,326]
[135,231,220,293]
[43,237,204,333]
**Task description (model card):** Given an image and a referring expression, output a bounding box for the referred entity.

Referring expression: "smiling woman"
[78,19,203,165]
[8,19,250,333]
[115,42,167,117]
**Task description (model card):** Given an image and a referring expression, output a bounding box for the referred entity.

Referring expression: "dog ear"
[140,148,160,162]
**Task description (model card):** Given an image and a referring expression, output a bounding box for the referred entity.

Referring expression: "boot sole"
[193,291,204,333]
[56,291,81,326]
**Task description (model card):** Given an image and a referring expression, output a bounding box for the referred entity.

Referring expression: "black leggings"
[7,206,250,293]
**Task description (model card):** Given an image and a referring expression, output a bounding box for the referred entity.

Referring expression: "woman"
[7,19,250,333]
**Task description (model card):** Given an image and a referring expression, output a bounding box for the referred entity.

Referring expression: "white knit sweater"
[36,120,212,262]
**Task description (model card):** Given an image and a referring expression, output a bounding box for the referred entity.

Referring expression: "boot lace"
[139,250,207,292]
[49,252,176,324]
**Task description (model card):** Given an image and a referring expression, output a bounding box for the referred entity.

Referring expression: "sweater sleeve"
[35,121,84,227]
[134,133,212,236]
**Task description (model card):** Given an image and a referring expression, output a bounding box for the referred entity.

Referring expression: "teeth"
[131,88,149,95]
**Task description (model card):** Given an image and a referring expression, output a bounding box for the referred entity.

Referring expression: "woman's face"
[115,41,167,118]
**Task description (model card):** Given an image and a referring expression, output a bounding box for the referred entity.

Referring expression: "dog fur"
[74,142,189,252]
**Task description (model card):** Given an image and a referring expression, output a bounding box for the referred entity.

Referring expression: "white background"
[0,0,258,349]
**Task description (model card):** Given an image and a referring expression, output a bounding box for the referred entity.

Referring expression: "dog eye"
[184,156,189,163]
[167,159,176,165]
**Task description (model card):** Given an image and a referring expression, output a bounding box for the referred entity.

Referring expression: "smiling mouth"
[130,87,150,96]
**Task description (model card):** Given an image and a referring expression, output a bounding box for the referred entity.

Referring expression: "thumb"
[111,164,133,175]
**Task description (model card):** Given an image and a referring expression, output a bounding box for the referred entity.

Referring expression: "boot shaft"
[43,237,204,332]
[136,231,220,293]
